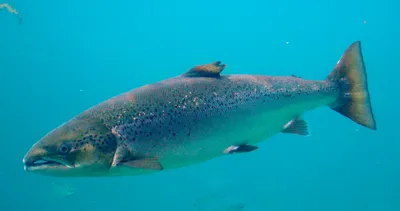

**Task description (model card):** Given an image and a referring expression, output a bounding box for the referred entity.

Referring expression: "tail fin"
[326,41,377,130]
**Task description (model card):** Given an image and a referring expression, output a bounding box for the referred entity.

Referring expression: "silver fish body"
[22,41,376,177]
[89,75,336,170]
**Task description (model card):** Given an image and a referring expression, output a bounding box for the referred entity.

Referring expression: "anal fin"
[224,144,259,154]
[282,116,309,136]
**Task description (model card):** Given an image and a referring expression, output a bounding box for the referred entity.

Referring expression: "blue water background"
[1,0,399,210]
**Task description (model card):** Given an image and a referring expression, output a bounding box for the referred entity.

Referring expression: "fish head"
[23,115,117,177]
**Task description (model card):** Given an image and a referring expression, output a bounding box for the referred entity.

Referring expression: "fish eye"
[59,144,70,154]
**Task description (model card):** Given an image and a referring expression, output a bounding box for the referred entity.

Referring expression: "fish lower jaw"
[23,158,73,172]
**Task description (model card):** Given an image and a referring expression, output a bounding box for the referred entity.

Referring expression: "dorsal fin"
[282,115,309,136]
[183,61,226,77]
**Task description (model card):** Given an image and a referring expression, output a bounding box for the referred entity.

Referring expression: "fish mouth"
[23,156,74,172]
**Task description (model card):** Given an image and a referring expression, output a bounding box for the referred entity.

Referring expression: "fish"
[22,41,376,177]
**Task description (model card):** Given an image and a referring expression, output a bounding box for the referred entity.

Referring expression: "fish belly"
[158,104,301,170]
[158,89,337,170]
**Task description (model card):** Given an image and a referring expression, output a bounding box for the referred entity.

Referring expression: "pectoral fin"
[118,158,164,170]
[112,145,163,170]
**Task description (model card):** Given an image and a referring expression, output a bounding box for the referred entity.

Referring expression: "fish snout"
[22,146,54,171]
[23,147,46,164]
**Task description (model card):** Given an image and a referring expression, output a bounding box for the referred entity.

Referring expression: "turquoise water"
[1,0,399,210]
